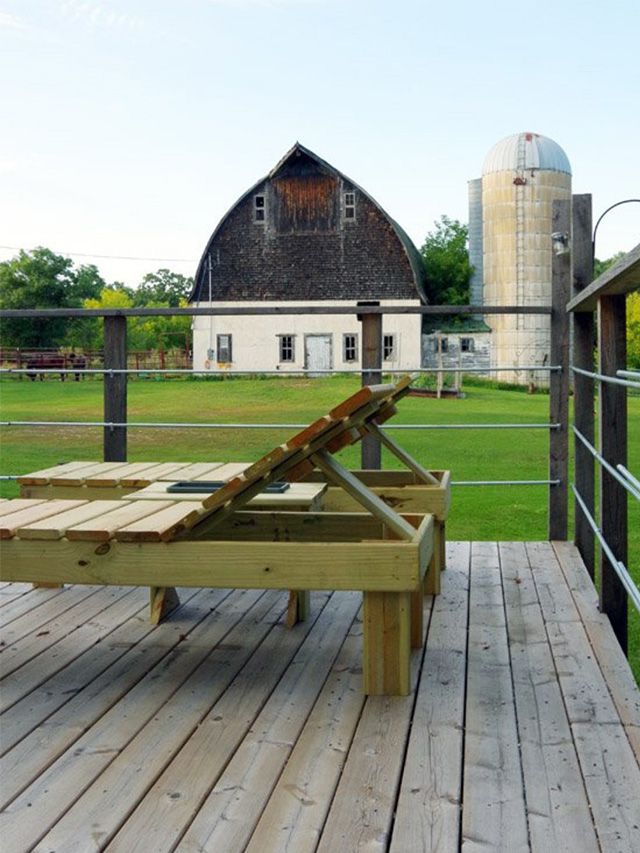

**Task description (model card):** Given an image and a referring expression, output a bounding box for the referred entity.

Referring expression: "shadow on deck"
[0,541,639,852]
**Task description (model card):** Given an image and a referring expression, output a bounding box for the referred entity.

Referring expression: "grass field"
[1,375,638,679]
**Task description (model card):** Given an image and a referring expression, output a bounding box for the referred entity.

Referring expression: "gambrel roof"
[189,143,428,304]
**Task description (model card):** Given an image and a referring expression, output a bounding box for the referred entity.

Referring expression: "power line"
[0,245,197,263]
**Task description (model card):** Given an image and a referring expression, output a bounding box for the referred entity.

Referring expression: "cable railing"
[0,299,572,554]
[569,235,640,656]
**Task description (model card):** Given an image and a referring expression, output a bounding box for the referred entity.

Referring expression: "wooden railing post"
[359,306,382,469]
[103,315,127,462]
[549,199,571,540]
[598,294,628,651]
[571,194,595,577]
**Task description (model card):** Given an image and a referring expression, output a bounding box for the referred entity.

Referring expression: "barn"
[189,143,428,374]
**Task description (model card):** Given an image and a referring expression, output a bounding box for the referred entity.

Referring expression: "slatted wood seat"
[2,376,436,694]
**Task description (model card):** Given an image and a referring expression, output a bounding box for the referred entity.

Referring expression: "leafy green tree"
[593,251,626,279]
[133,269,193,307]
[420,216,472,305]
[0,247,86,348]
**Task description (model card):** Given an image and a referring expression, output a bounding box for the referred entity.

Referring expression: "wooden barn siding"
[192,159,419,303]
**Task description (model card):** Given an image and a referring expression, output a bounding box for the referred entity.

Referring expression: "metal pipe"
[0,420,559,430]
[453,479,559,486]
[617,370,640,380]
[571,365,640,390]
[617,464,640,494]
[573,426,640,501]
[0,473,558,486]
[0,365,562,376]
[572,484,640,614]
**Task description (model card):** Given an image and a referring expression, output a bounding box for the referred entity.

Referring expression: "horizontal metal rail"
[1,420,559,430]
[452,479,559,486]
[0,473,558,486]
[0,365,562,376]
[617,464,640,494]
[571,365,640,390]
[572,484,640,614]
[573,426,640,501]
[0,304,553,318]
[617,370,640,379]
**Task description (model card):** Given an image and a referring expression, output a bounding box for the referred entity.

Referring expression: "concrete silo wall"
[482,169,572,385]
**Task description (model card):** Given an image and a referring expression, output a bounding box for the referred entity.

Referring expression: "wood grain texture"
[461,541,528,852]
[598,294,628,650]
[548,198,571,540]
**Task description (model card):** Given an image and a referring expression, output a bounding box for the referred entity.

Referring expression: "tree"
[420,216,473,305]
[133,269,193,307]
[0,247,81,348]
[593,251,626,279]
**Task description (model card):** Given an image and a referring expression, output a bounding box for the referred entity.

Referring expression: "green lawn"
[1,375,638,679]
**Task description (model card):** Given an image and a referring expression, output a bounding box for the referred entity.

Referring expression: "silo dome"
[482,132,571,176]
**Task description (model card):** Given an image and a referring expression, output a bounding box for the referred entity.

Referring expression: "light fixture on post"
[551,231,570,256]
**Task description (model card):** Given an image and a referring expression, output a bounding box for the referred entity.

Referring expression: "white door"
[305,334,332,376]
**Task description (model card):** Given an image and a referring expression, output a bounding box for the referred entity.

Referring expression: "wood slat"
[16,461,96,486]
[245,620,365,853]
[0,499,47,517]
[49,462,131,486]
[114,501,205,542]
[16,500,126,540]
[66,501,175,541]
[84,461,167,487]
[461,541,528,851]
[500,541,598,852]
[316,646,424,851]
[0,501,87,539]
[155,462,226,481]
[118,462,189,487]
[390,542,467,852]
[552,540,640,761]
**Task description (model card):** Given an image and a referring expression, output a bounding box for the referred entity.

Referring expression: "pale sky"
[1,0,639,287]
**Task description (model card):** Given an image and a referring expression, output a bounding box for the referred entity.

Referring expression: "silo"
[480,132,572,385]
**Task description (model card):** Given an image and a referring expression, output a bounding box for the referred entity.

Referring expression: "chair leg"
[363,590,411,695]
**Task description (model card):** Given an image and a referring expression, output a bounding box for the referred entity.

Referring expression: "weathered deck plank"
[0,541,638,853]
[461,541,529,852]
[390,541,468,853]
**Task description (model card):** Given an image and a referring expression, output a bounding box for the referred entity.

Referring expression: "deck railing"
[0,302,565,521]
[566,203,640,654]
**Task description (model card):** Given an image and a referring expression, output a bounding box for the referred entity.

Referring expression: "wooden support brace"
[310,449,416,541]
[363,590,411,695]
[285,590,310,628]
[149,586,180,625]
[363,422,440,485]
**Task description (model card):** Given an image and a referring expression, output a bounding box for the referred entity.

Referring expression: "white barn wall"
[192,300,422,373]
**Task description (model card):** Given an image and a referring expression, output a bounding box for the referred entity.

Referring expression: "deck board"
[0,541,638,853]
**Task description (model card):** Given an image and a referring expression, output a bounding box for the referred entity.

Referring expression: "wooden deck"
[1,541,639,852]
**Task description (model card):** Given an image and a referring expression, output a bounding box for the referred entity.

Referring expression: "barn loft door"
[305,334,332,377]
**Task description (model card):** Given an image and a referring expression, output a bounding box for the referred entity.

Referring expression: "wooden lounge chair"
[1,376,435,695]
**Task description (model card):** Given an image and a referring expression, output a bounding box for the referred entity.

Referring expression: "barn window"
[439,337,449,353]
[216,334,232,363]
[461,337,474,352]
[279,334,295,362]
[254,195,265,222]
[383,334,396,360]
[344,191,355,220]
[343,333,358,362]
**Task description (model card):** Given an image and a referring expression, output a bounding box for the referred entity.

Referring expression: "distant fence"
[0,347,192,375]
